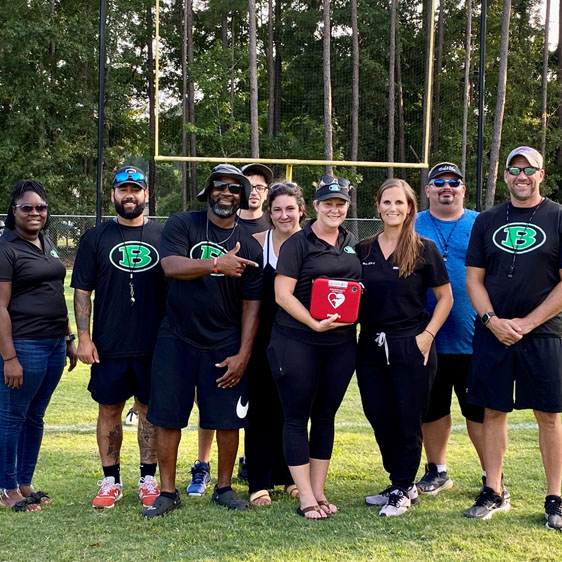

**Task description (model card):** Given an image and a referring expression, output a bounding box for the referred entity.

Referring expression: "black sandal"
[141,491,181,519]
[12,497,40,512]
[29,491,50,504]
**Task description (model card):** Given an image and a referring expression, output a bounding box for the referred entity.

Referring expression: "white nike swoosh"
[236,397,249,419]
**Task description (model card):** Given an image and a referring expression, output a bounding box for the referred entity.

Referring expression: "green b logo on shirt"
[109,242,160,272]
[344,246,356,254]
[492,223,546,254]
[190,242,227,276]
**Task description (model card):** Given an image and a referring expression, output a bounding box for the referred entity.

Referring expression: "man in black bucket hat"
[143,164,263,518]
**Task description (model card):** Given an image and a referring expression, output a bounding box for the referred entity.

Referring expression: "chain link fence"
[0,215,382,267]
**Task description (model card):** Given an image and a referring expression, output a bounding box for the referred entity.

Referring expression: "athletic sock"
[140,463,157,478]
[102,464,121,482]
[216,486,233,495]
[436,464,447,473]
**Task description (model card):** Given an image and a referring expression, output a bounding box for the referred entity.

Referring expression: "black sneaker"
[416,463,453,495]
[141,490,181,519]
[545,495,562,530]
[237,456,248,482]
[464,486,510,519]
[211,485,249,511]
[481,474,510,502]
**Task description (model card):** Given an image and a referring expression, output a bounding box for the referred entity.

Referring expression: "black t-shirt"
[160,211,263,351]
[465,198,562,336]
[0,229,67,339]
[238,214,270,235]
[274,220,362,344]
[357,236,449,337]
[71,219,166,358]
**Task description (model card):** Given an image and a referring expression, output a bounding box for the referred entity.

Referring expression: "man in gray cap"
[464,146,562,529]
[143,164,263,518]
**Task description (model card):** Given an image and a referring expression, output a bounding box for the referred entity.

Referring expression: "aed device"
[310,278,362,323]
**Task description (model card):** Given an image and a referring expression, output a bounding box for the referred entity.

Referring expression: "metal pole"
[96,0,107,226]
[476,0,486,212]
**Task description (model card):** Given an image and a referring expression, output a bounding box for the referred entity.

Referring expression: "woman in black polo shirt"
[357,178,452,517]
[271,177,361,519]
[0,180,77,512]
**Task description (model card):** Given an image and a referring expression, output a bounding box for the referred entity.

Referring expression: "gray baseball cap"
[241,163,273,185]
[505,146,543,169]
[197,164,251,210]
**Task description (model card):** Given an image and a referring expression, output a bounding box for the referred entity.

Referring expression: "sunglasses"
[506,166,537,177]
[271,182,298,191]
[212,180,243,194]
[430,179,463,187]
[14,204,49,214]
[115,171,145,183]
[318,175,350,190]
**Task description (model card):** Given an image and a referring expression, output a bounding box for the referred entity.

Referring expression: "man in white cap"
[464,146,562,529]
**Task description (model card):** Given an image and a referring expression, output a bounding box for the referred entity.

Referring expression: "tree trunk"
[267,0,275,137]
[540,0,550,159]
[273,0,282,136]
[187,0,197,202]
[323,0,333,175]
[396,23,406,180]
[558,0,562,165]
[249,0,259,157]
[147,2,156,216]
[461,0,472,177]
[350,0,359,237]
[181,0,188,210]
[484,0,512,209]
[432,0,444,153]
[387,0,397,179]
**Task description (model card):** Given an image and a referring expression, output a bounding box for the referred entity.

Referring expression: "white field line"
[44,421,539,433]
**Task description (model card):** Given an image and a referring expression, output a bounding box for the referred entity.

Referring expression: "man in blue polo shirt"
[415,162,486,496]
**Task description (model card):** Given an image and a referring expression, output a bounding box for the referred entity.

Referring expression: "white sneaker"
[379,487,411,517]
[366,484,418,506]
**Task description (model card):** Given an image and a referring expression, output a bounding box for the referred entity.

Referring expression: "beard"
[114,199,146,219]
[209,195,240,218]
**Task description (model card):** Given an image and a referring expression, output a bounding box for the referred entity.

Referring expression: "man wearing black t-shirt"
[142,164,262,518]
[72,166,166,511]
[465,146,562,530]
[190,163,273,493]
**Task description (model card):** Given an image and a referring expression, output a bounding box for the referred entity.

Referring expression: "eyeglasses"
[212,180,243,194]
[429,179,463,188]
[14,204,49,214]
[250,184,268,193]
[506,166,537,177]
[318,175,351,190]
[115,171,145,183]
[271,182,298,191]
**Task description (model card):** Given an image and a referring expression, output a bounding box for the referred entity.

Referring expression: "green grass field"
[1,277,561,561]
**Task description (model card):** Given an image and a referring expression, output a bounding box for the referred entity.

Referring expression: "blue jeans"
[0,338,66,490]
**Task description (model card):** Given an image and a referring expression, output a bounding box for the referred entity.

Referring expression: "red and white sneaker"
[138,475,160,507]
[92,476,123,509]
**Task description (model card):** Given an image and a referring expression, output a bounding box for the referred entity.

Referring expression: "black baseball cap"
[427,162,463,182]
[314,183,351,203]
[197,164,252,210]
[241,163,273,185]
[113,166,148,190]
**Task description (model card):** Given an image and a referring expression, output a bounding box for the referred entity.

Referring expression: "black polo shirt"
[274,220,362,345]
[0,228,67,339]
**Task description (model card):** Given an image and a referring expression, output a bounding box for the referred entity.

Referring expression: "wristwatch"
[481,312,496,326]
[65,333,76,342]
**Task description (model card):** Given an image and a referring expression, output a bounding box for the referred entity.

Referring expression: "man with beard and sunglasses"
[72,166,167,511]
[142,164,262,518]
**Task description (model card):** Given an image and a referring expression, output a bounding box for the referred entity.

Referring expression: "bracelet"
[423,329,435,339]
[212,257,218,274]
[3,355,17,362]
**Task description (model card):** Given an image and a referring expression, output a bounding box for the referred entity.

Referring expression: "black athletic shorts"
[147,330,248,430]
[89,356,152,405]
[468,329,562,413]
[425,354,484,424]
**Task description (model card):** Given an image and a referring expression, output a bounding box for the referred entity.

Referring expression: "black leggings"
[356,333,437,488]
[269,332,356,466]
